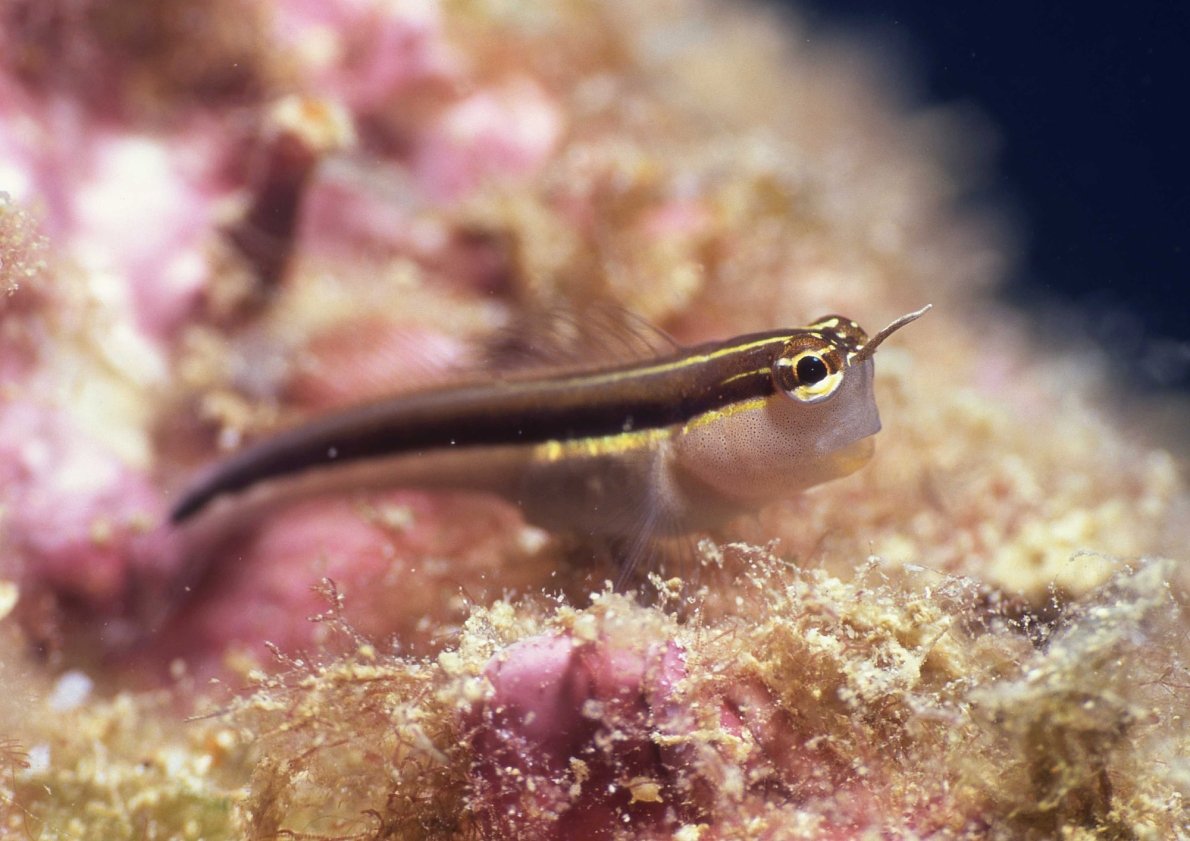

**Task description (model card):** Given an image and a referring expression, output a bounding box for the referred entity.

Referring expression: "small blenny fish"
[171,307,929,555]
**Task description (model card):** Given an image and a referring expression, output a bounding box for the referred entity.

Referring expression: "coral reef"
[0,0,1187,838]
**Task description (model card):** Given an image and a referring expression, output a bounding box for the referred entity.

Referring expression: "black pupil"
[795,355,829,385]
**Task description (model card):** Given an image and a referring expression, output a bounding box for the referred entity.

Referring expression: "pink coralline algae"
[0,0,568,665]
[270,0,457,113]
[468,632,680,838]
[413,77,564,201]
[464,608,945,840]
[0,402,162,612]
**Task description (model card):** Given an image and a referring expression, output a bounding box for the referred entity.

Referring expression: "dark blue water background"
[786,0,1190,389]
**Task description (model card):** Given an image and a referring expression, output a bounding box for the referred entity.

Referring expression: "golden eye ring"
[773,351,843,404]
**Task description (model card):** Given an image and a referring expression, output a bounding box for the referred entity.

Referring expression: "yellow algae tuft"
[0,687,242,841]
[0,192,48,298]
[1,552,1188,838]
[211,554,1190,838]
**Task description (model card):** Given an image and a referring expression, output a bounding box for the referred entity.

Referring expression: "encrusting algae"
[0,0,1188,838]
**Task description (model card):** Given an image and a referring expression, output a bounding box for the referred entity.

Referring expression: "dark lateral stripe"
[170,330,792,522]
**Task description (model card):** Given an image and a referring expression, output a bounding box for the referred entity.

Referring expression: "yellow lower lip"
[830,435,876,477]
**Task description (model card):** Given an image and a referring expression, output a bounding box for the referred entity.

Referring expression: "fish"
[169,306,929,572]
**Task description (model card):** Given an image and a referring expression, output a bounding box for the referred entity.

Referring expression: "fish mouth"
[826,435,877,478]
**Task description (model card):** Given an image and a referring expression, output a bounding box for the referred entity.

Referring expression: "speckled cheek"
[670,399,826,502]
[670,359,882,504]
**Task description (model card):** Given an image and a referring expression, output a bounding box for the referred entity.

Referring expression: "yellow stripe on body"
[532,393,773,463]
[717,367,770,388]
[681,396,770,432]
[533,428,672,463]
[553,334,791,390]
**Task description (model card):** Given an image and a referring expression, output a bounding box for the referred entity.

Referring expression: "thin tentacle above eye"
[850,304,932,365]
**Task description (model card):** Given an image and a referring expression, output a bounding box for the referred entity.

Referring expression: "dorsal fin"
[485,303,683,376]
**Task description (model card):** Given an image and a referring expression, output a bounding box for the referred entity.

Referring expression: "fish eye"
[774,350,843,404]
[795,354,828,385]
